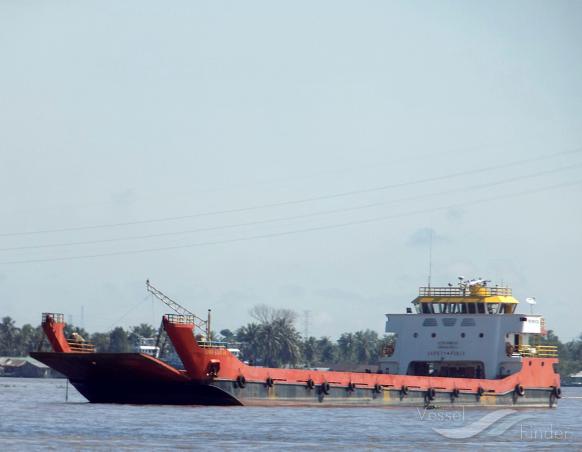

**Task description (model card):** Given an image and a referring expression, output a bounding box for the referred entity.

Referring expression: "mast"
[427,229,433,288]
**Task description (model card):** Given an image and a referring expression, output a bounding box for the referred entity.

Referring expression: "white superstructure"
[379,279,556,380]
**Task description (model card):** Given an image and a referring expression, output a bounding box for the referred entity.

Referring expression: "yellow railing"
[517,344,558,358]
[67,341,95,353]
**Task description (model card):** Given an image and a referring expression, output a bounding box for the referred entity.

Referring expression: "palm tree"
[272,318,301,366]
[302,336,318,366]
[337,332,355,363]
[16,324,42,355]
[353,329,379,364]
[236,323,263,364]
[0,317,19,355]
[258,321,280,366]
[238,306,302,367]
[316,337,337,365]
[108,327,130,352]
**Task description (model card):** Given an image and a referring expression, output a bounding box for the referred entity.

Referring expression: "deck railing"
[165,314,195,324]
[67,341,95,353]
[42,312,64,324]
[197,340,242,350]
[517,344,558,358]
[419,287,512,297]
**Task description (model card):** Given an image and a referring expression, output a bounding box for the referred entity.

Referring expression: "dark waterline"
[0,378,580,450]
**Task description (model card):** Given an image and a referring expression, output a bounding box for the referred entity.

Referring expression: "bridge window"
[487,303,499,314]
[477,302,485,314]
[499,304,516,314]
[468,303,476,314]
[447,303,465,314]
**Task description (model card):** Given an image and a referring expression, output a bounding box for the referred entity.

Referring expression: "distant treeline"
[1,306,581,377]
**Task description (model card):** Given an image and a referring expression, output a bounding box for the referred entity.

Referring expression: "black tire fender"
[515,384,525,397]
[426,387,436,400]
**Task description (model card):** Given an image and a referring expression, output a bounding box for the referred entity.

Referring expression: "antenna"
[303,310,311,338]
[427,229,433,287]
[526,297,536,314]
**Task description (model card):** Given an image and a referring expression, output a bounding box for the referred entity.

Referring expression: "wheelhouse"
[412,281,518,314]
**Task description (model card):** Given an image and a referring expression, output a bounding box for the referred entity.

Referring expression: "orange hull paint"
[33,314,561,406]
[163,318,561,396]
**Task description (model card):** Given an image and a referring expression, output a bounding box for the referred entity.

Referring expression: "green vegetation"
[1,309,581,377]
[540,330,582,378]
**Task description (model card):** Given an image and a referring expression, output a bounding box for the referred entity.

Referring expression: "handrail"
[165,314,195,324]
[67,340,95,353]
[517,344,558,358]
[419,287,512,297]
[42,312,64,324]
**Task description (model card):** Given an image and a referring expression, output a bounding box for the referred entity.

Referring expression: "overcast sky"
[1,1,581,341]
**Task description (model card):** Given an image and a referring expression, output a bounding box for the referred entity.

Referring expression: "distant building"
[564,370,582,387]
[0,357,63,378]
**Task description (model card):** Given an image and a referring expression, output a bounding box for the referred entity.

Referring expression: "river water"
[0,378,580,450]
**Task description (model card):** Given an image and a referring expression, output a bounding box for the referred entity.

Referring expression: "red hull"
[32,313,561,406]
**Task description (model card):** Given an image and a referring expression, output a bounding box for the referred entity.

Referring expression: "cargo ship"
[31,278,561,407]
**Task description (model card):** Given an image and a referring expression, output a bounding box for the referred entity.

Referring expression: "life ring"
[382,344,395,357]
[505,342,514,357]
[347,382,356,392]
[306,379,315,389]
[265,377,274,388]
[321,382,331,395]
[515,384,525,397]
[374,384,383,393]
[552,386,562,399]
[452,388,460,398]
[236,375,246,388]
[401,385,408,396]
[426,388,436,400]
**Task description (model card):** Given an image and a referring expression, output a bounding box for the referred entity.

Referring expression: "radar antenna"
[525,297,536,314]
